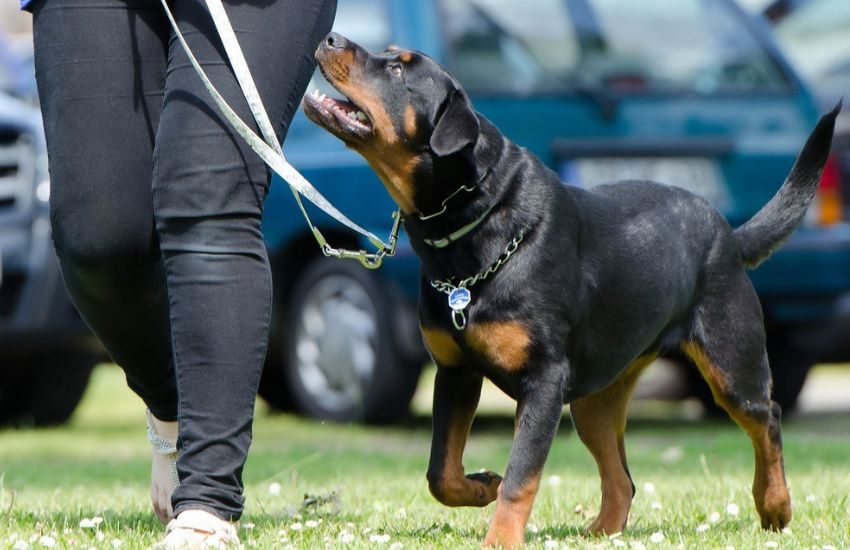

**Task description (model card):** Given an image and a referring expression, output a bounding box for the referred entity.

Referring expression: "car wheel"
[273,257,422,424]
[764,334,811,414]
[0,354,97,427]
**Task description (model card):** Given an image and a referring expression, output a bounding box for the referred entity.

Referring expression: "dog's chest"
[420,321,531,373]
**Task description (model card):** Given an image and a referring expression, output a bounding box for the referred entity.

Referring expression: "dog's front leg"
[482,369,565,548]
[427,366,502,507]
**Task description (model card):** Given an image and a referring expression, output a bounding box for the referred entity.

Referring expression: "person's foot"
[146,409,179,523]
[154,509,240,549]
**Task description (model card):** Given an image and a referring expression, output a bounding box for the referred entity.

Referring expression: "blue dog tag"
[448,287,471,311]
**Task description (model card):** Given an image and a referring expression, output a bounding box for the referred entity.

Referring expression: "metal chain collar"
[430,229,525,330]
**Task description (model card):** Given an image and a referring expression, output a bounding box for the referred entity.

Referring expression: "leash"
[430,229,525,330]
[160,0,400,269]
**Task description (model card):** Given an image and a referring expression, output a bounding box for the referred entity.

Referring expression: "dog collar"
[430,229,526,330]
[422,201,497,248]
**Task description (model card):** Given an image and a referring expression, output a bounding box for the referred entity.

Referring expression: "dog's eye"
[388,63,403,77]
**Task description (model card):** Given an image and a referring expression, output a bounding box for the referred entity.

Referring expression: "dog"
[302,31,839,547]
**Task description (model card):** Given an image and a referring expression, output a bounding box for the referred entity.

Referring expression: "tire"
[267,257,422,424]
[764,333,811,414]
[0,354,97,427]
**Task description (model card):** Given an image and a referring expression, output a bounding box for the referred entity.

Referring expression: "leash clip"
[320,210,402,270]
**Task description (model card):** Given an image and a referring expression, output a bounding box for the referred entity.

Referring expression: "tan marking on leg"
[421,327,463,367]
[432,412,501,507]
[749,426,791,530]
[681,341,729,396]
[680,342,791,531]
[466,321,530,372]
[482,472,542,548]
[573,354,655,536]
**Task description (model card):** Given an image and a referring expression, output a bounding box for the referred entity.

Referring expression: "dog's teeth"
[356,111,367,121]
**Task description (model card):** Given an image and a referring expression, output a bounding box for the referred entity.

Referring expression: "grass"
[1,364,849,549]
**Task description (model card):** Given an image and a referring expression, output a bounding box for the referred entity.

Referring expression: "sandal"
[154,509,240,549]
[147,409,179,523]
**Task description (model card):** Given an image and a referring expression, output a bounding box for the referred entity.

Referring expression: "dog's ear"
[430,89,479,157]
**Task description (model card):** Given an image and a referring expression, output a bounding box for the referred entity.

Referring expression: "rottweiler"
[302,32,839,547]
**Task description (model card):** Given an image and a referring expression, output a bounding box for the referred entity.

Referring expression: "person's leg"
[154,0,336,521]
[32,0,178,420]
[33,0,181,522]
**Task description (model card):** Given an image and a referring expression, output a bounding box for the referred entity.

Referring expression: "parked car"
[761,0,850,216]
[756,0,850,366]
[3,0,849,426]
[0,90,102,426]
[259,0,850,420]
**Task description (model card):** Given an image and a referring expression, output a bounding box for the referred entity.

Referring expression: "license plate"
[560,157,729,208]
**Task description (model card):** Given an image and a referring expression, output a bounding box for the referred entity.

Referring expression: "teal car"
[258,0,850,421]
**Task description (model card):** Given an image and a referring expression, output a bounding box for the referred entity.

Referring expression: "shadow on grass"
[406,409,850,438]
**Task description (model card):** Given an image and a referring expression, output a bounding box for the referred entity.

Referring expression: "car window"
[773,0,850,96]
[439,0,791,95]
[439,0,580,94]
[307,0,390,95]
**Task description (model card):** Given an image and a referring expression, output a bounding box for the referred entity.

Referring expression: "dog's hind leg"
[571,355,655,535]
[426,367,502,507]
[682,274,791,531]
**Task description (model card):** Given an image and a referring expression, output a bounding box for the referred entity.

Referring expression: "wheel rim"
[292,273,378,415]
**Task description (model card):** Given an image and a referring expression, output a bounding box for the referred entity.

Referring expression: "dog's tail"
[734,102,841,269]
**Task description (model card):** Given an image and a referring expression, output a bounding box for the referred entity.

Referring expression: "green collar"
[422,201,497,248]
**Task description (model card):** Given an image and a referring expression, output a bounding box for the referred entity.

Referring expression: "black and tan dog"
[302,32,839,547]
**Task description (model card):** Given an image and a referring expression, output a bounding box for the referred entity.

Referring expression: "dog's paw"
[758,497,792,532]
[466,470,502,505]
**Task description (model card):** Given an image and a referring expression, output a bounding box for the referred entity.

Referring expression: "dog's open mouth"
[302,88,373,139]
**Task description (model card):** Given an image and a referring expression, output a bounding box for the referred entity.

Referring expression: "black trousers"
[32,0,336,520]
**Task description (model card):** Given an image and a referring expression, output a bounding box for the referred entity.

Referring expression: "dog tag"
[448,287,471,311]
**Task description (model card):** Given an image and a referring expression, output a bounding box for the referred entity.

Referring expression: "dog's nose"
[323,32,349,51]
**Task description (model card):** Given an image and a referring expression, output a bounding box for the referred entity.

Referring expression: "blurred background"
[0,0,848,428]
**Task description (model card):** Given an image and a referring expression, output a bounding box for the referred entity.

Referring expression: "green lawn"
[1,364,848,549]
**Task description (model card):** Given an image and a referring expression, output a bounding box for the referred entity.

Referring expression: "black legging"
[32,0,336,520]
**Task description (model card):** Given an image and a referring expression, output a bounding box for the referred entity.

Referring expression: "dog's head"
[302,33,480,214]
